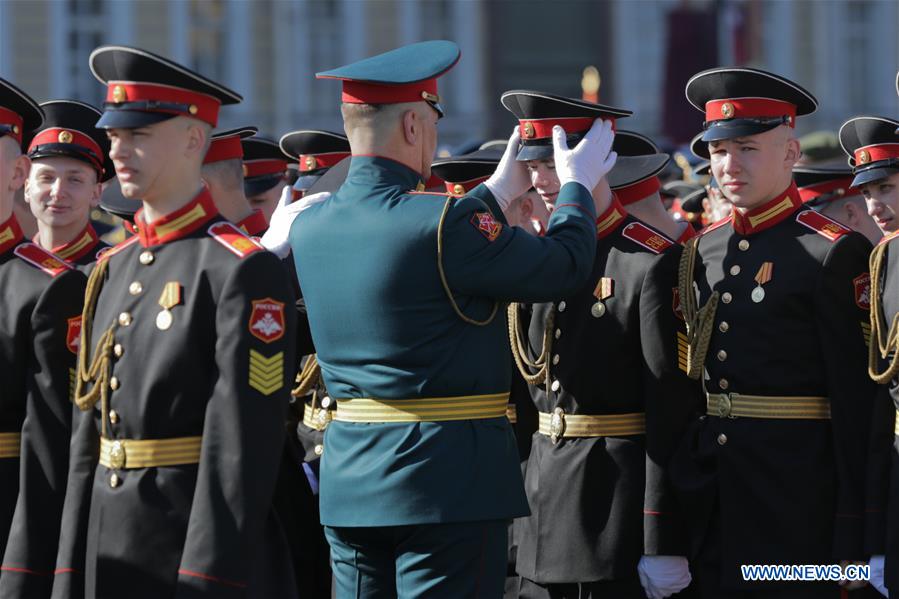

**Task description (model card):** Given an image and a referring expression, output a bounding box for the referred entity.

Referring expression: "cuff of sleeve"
[553,182,596,220]
[833,513,865,561]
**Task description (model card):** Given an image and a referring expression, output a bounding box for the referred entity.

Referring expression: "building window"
[67,0,107,104]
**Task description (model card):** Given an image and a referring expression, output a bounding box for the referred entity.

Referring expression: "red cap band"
[0,107,24,144]
[299,152,350,172]
[854,143,899,166]
[614,176,662,205]
[798,178,857,203]
[445,176,489,196]
[106,81,221,126]
[29,128,104,170]
[243,159,288,178]
[204,134,244,164]
[519,117,606,141]
[705,98,796,127]
[340,79,439,105]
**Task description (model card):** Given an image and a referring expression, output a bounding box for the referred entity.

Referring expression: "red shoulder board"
[98,236,139,262]
[621,222,674,254]
[13,243,72,276]
[208,222,264,259]
[796,210,850,242]
[877,229,899,247]
[699,215,732,237]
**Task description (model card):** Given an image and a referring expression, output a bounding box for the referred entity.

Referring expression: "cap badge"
[112,85,126,103]
[858,150,871,164]
[304,156,317,170]
[452,183,465,196]
[522,122,535,139]
[58,130,73,144]
[720,102,735,119]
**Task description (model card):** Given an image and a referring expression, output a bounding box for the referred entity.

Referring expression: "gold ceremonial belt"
[99,436,202,470]
[334,393,510,423]
[506,404,518,424]
[706,393,830,420]
[0,432,21,458]
[303,401,333,431]
[538,408,646,444]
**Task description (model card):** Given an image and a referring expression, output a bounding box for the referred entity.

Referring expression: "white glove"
[870,555,889,597]
[484,127,531,210]
[637,555,692,599]
[553,118,617,193]
[260,186,331,258]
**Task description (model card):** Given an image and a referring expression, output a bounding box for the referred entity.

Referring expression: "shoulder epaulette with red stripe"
[13,243,73,277]
[795,209,851,243]
[877,228,899,247]
[207,222,264,259]
[407,190,450,197]
[621,222,674,254]
[98,236,139,262]
[699,216,731,237]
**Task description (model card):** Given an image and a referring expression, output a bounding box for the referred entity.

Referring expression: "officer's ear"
[9,153,30,194]
[402,108,419,146]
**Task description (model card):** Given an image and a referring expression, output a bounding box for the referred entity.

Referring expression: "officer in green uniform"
[24,100,114,268]
[672,68,875,598]
[285,40,618,598]
[51,46,298,599]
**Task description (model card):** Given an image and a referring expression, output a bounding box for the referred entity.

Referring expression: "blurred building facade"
[1,0,897,153]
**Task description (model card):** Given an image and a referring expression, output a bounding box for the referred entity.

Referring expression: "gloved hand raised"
[484,127,532,210]
[260,184,331,258]
[552,118,617,193]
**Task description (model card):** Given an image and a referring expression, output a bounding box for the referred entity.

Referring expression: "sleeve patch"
[249,350,285,396]
[470,211,502,242]
[249,298,285,343]
[795,209,851,242]
[66,316,82,355]
[208,222,264,258]
[621,222,673,254]
[13,243,72,276]
[854,273,871,310]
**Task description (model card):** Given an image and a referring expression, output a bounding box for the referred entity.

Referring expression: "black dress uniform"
[51,46,297,599]
[0,81,88,598]
[841,115,899,597]
[25,100,115,268]
[500,91,696,598]
[672,69,875,597]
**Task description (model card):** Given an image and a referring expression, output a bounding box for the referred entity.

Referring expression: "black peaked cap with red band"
[793,164,857,207]
[90,45,241,129]
[431,147,503,196]
[501,90,632,162]
[686,67,817,145]
[0,78,43,150]
[839,116,899,188]
[607,130,670,202]
[204,126,257,165]
[242,135,290,197]
[27,100,115,181]
[279,130,351,175]
[316,40,460,119]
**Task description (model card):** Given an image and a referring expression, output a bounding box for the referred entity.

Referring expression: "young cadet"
[24,100,114,267]
[284,41,617,598]
[202,126,269,236]
[500,90,695,599]
[242,134,291,223]
[673,68,874,598]
[794,164,882,245]
[0,81,87,599]
[51,46,297,599]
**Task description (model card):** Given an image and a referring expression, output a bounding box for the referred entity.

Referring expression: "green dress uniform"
[0,81,89,599]
[50,46,298,599]
[672,68,875,598]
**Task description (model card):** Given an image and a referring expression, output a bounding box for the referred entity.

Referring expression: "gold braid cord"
[292,354,321,397]
[868,243,899,383]
[73,259,117,437]
[437,197,498,326]
[507,302,554,388]
[678,236,719,380]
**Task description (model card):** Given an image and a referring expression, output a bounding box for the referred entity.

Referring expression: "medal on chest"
[592,277,614,318]
[752,262,773,303]
[156,282,182,330]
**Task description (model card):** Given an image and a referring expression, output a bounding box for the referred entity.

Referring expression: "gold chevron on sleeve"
[677,332,689,373]
[249,349,284,396]
[861,322,872,348]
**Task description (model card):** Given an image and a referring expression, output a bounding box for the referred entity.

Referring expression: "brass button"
[109,473,120,488]
[551,380,561,392]
[729,265,741,276]
[110,376,120,391]
[320,396,332,409]
[113,344,124,358]
[554,329,561,339]
[717,434,728,446]
[118,312,132,327]
[721,292,732,304]
[188,104,198,115]
[558,301,567,312]
[717,350,727,362]
[719,378,729,390]
[719,321,730,333]
[129,281,143,295]
[314,444,323,456]
[738,239,750,251]
[139,251,154,265]
[552,354,560,365]
[109,409,119,424]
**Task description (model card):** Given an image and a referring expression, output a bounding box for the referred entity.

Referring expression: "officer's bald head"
[342,101,437,177]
